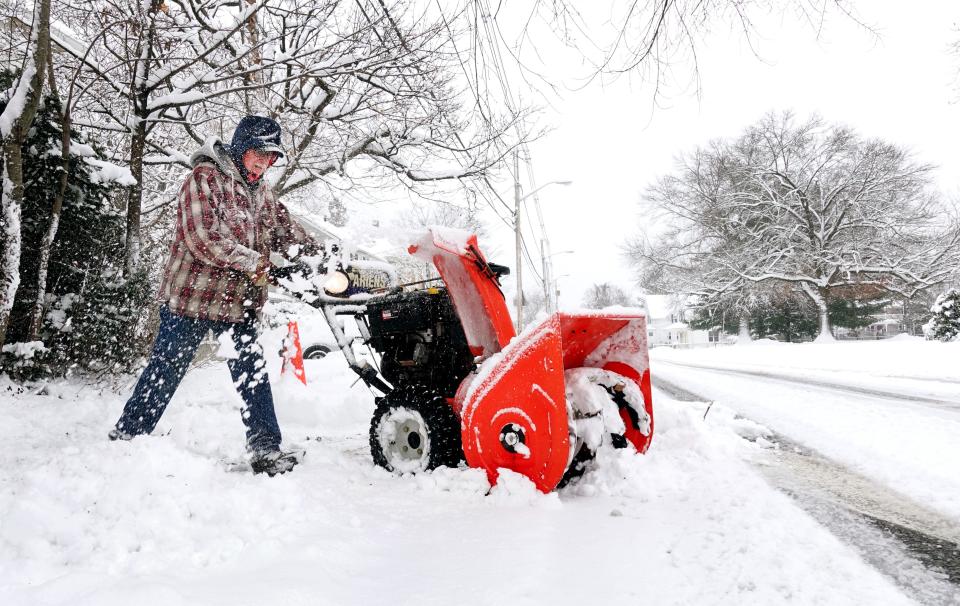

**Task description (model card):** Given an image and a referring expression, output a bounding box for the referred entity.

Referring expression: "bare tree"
[630,112,960,341]
[388,192,489,283]
[582,282,634,309]
[53,0,517,274]
[0,0,51,346]
[398,196,487,239]
[500,1,860,91]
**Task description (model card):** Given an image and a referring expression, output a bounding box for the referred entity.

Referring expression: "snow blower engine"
[275,228,654,492]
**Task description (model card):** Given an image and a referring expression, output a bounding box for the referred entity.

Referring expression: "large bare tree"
[582,282,634,309]
[52,0,517,275]
[630,112,960,341]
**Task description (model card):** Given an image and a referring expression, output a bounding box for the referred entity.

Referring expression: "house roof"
[292,213,386,262]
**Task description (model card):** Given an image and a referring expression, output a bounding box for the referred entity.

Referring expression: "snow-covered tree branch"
[46,0,518,274]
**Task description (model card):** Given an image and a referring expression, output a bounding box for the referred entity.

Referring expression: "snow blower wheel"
[556,368,653,488]
[302,344,331,359]
[369,387,463,474]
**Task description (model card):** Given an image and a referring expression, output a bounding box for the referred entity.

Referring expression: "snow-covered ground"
[0,328,944,605]
[652,338,960,523]
[654,335,960,402]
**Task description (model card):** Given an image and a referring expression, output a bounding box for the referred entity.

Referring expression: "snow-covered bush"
[63,270,154,374]
[0,341,52,381]
[923,289,960,342]
[2,71,154,379]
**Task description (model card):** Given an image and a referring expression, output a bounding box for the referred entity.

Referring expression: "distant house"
[292,213,386,263]
[642,294,717,348]
[835,312,905,340]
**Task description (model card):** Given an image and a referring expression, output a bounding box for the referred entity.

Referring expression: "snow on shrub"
[0,341,51,381]
[1,341,47,360]
[923,289,960,342]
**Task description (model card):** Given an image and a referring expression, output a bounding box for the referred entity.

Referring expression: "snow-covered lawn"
[0,329,922,605]
[652,338,960,522]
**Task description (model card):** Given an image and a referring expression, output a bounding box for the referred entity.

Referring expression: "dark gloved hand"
[269,261,315,285]
[285,241,326,263]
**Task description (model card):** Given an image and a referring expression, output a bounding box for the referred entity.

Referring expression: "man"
[110,115,320,476]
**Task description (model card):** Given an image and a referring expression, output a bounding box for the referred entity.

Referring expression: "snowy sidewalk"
[0,331,927,605]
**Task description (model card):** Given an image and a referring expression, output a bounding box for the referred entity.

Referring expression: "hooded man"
[109,115,320,476]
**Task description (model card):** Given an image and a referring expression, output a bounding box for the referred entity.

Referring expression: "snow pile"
[487,469,562,508]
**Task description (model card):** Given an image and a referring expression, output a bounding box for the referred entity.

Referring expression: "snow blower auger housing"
[290,228,653,492]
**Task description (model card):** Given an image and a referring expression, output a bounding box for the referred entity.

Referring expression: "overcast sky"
[483,1,960,308]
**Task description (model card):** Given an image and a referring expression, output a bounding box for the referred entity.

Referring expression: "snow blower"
[277,227,653,492]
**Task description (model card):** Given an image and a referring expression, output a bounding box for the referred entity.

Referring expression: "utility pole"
[541,240,554,313]
[514,151,523,332]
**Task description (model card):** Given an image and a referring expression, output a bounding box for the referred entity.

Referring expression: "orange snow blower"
[280,228,653,492]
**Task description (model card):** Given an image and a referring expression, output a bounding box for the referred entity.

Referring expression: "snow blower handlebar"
[270,260,397,395]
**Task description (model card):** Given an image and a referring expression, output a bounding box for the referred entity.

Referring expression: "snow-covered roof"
[294,213,342,241]
[292,213,386,262]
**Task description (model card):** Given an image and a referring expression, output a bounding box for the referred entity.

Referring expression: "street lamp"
[514,175,572,331]
[551,272,572,310]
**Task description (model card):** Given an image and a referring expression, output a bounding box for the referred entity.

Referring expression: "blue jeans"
[114,305,281,453]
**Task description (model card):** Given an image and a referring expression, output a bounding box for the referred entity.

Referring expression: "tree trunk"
[243,0,262,111]
[27,107,69,341]
[124,121,147,275]
[0,0,52,347]
[124,1,162,276]
[737,313,751,344]
[801,282,834,342]
[0,152,24,346]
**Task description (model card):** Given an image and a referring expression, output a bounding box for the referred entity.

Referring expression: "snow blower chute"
[282,227,653,492]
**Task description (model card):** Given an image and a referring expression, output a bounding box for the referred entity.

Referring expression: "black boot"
[250,449,302,476]
[108,428,134,441]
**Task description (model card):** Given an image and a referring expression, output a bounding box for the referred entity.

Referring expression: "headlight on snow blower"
[323,271,350,295]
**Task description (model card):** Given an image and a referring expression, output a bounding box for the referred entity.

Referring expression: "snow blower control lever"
[276,228,654,493]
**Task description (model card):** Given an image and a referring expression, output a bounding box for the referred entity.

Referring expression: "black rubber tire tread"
[557,442,595,489]
[369,385,464,472]
[302,345,331,359]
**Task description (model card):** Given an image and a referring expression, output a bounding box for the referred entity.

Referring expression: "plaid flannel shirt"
[158,140,317,322]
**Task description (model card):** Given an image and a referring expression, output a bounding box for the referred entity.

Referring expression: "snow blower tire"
[370,386,463,474]
[558,369,652,488]
[302,344,331,359]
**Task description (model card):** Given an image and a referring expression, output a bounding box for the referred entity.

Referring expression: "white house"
[292,214,387,263]
[642,294,718,348]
